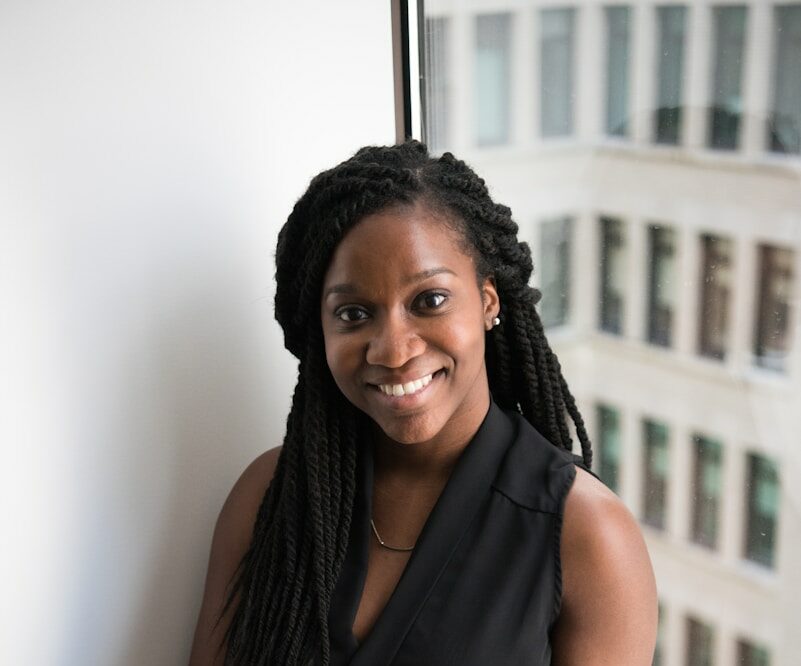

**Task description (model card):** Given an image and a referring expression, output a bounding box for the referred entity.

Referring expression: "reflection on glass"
[599,216,626,334]
[686,616,715,666]
[655,5,687,144]
[737,638,772,666]
[647,225,676,347]
[540,217,573,328]
[691,435,723,549]
[596,404,621,493]
[643,419,669,530]
[754,244,794,372]
[769,5,801,154]
[708,6,747,150]
[698,234,732,360]
[540,8,575,138]
[475,13,511,146]
[424,17,450,153]
[605,6,631,137]
[744,453,779,568]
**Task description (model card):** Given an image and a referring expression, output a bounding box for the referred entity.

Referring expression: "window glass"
[647,225,676,347]
[539,217,573,327]
[744,453,779,567]
[708,6,747,150]
[424,17,450,153]
[686,616,715,666]
[655,6,687,144]
[643,419,669,529]
[754,244,794,372]
[605,6,631,137]
[419,0,798,659]
[540,8,575,137]
[698,234,732,360]
[599,216,626,334]
[691,434,723,549]
[770,5,801,153]
[596,403,621,492]
[476,14,511,146]
[737,638,772,666]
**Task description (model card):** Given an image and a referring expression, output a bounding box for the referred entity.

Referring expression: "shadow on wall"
[57,200,292,666]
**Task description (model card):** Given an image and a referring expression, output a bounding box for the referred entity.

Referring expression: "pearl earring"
[492,316,501,327]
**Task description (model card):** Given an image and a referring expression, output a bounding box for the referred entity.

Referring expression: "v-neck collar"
[328,400,516,666]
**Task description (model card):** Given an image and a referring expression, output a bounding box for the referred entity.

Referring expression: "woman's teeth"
[378,373,434,397]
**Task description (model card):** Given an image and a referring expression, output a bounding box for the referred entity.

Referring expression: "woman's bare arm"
[551,467,658,665]
[188,446,282,666]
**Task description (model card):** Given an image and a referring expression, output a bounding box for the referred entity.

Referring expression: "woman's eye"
[335,306,369,323]
[416,292,448,310]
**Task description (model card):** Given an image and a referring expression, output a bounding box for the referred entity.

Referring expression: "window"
[708,6,747,150]
[754,244,794,372]
[596,404,621,492]
[744,453,779,568]
[604,6,631,137]
[539,217,573,328]
[476,13,511,146]
[654,6,687,144]
[737,638,771,666]
[647,225,677,347]
[698,234,732,360]
[540,8,575,138]
[691,435,723,549]
[769,5,801,153]
[653,602,665,666]
[599,216,626,334]
[643,419,669,529]
[424,17,450,153]
[685,616,715,666]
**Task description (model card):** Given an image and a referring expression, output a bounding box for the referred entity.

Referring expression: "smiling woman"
[189,141,657,666]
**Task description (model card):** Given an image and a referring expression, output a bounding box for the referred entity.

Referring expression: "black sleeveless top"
[327,402,583,666]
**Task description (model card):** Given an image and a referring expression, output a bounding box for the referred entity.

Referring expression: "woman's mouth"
[369,369,445,404]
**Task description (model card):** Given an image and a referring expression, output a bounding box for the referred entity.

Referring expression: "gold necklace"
[370,517,416,552]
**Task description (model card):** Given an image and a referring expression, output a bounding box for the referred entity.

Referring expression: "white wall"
[0,2,395,664]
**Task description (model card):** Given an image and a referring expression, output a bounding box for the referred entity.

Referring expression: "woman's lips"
[368,369,445,408]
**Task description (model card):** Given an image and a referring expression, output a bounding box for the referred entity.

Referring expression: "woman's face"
[320,202,499,447]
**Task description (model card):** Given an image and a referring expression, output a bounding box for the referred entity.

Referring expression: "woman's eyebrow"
[324,267,456,300]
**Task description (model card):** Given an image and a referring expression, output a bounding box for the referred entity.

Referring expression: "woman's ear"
[481,277,501,331]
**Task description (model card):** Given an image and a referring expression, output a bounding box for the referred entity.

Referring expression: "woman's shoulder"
[550,466,658,664]
[188,446,282,665]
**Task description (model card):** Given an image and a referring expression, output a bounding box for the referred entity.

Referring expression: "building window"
[647,225,677,347]
[685,616,715,666]
[691,435,723,549]
[424,17,450,153]
[654,6,687,144]
[737,638,771,666]
[744,453,779,568]
[599,216,626,334]
[539,217,573,328]
[708,6,747,150]
[769,5,801,154]
[643,419,669,529]
[540,8,575,138]
[653,602,665,666]
[754,244,794,372]
[476,13,511,146]
[698,234,732,360]
[605,6,631,137]
[596,404,621,493]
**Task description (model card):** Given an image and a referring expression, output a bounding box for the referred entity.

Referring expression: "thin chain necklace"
[370,517,416,552]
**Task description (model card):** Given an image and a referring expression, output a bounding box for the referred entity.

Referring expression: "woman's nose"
[365,314,426,368]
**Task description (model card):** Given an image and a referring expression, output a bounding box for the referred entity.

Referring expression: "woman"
[190,142,657,665]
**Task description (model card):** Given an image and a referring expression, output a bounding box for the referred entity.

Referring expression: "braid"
[221,140,592,664]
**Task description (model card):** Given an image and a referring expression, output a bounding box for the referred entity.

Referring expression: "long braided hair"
[221,141,592,664]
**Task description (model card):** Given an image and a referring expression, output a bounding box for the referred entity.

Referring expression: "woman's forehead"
[322,205,475,288]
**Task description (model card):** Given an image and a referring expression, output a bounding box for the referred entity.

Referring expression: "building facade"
[423,1,801,664]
